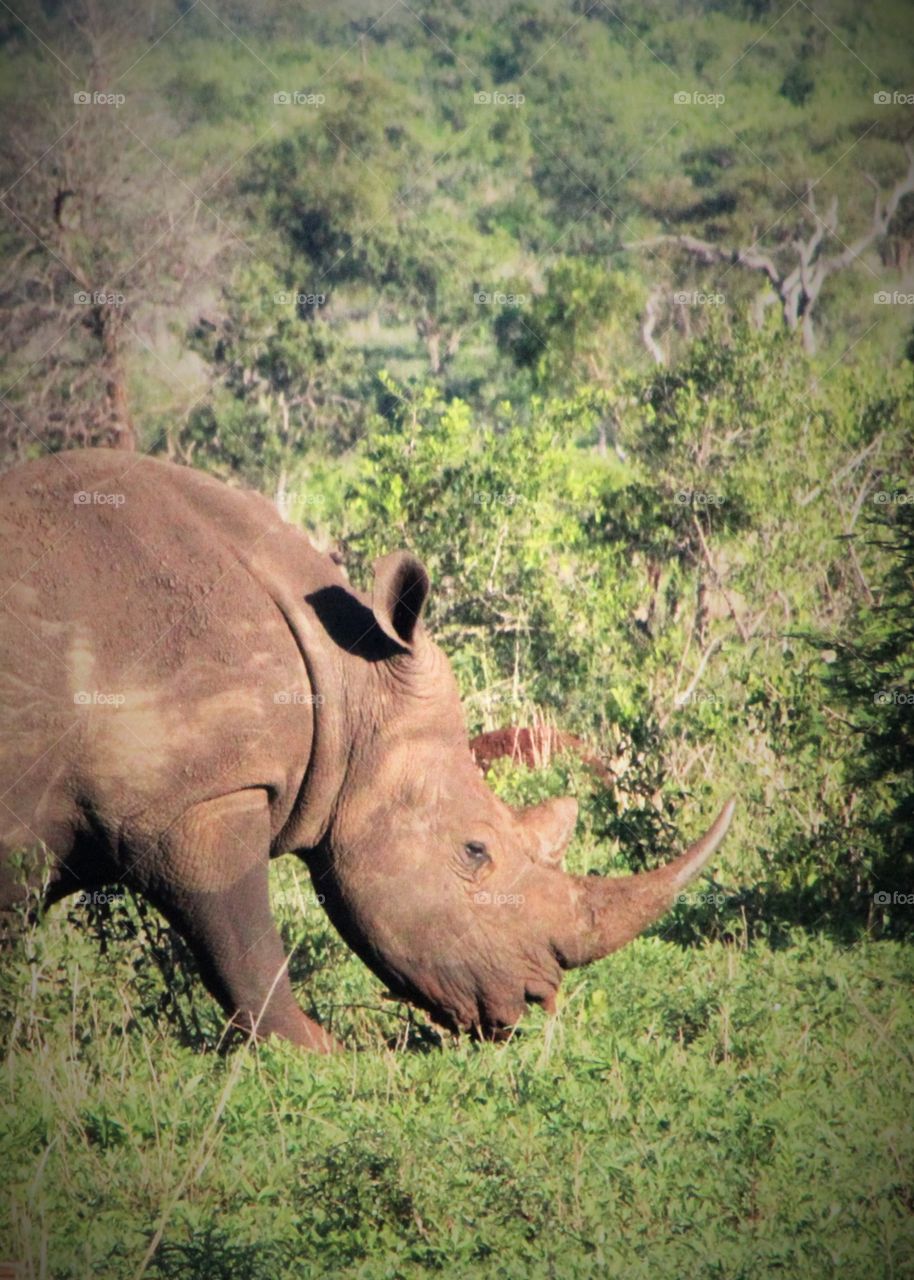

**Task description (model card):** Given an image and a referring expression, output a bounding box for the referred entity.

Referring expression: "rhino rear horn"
[519,797,578,867]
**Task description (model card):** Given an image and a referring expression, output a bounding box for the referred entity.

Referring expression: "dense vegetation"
[1,1,913,1276]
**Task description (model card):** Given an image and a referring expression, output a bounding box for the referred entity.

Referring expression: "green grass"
[2,858,912,1279]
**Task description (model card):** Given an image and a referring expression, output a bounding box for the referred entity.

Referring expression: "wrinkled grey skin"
[0,451,733,1051]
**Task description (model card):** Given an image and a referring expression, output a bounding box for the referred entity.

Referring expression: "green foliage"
[806,496,914,935]
[243,72,507,376]
[178,263,375,482]
[330,378,638,722]
[496,259,646,388]
[6,0,914,464]
[2,887,912,1278]
[779,62,816,107]
[245,75,417,285]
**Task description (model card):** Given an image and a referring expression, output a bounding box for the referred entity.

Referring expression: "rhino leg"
[135,791,340,1054]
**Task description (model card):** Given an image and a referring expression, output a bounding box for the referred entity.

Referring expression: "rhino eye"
[463,841,490,866]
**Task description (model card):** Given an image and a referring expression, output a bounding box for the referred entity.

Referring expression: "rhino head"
[311,552,734,1040]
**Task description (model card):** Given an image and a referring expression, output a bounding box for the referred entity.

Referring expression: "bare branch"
[624,140,914,356]
[640,288,666,366]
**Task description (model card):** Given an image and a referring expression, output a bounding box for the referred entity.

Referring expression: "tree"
[625,142,914,355]
[177,263,374,489]
[496,259,644,388]
[0,0,233,464]
[245,73,497,375]
[814,494,914,936]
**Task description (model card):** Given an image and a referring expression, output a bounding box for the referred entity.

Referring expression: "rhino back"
[0,450,335,862]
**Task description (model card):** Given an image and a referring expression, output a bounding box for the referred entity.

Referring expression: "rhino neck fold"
[274,588,356,853]
[230,532,357,855]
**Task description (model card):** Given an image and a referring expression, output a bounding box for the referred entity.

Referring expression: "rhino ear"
[519,796,578,868]
[372,552,431,649]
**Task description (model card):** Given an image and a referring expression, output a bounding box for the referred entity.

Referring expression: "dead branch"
[624,141,914,355]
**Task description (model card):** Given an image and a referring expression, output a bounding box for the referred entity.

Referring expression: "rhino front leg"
[134,790,340,1053]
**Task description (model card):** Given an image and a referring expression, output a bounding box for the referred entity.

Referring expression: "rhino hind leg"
[135,791,340,1054]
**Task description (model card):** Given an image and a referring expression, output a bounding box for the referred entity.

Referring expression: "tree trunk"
[425,329,441,375]
[101,316,136,451]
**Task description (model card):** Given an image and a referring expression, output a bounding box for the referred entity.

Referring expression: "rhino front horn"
[556,798,736,969]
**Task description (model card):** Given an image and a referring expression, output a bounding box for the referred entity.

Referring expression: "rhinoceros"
[470,725,615,787]
[0,450,734,1052]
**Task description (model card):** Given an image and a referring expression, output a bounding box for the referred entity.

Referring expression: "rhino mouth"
[422,1001,522,1041]
[381,969,532,1041]
[380,972,478,1038]
[416,983,554,1042]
